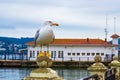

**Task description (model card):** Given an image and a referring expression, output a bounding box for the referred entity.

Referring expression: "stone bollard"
[88,55,107,80]
[23,51,64,80]
[109,56,120,80]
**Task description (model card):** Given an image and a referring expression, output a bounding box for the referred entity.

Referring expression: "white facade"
[111,34,120,45]
[27,38,118,62]
[112,38,118,45]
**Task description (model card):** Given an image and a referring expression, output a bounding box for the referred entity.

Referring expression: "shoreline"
[0,60,111,68]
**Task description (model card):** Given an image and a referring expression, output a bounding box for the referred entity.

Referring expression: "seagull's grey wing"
[34,29,40,47]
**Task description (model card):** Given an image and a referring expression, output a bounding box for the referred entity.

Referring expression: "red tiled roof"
[111,34,120,38]
[26,38,108,45]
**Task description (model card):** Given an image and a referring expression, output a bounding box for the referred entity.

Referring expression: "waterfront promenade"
[0,54,111,68]
[0,60,110,68]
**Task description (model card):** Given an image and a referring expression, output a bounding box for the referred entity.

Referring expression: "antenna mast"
[104,16,108,42]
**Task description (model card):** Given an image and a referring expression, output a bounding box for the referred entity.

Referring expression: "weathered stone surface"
[109,56,120,80]
[109,56,120,66]
[94,55,102,63]
[23,68,64,80]
[23,77,64,80]
[23,52,64,80]
[88,55,107,80]
[88,55,107,71]
[88,63,107,71]
[36,52,52,68]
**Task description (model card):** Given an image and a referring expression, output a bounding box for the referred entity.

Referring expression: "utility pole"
[114,17,116,34]
[104,16,108,42]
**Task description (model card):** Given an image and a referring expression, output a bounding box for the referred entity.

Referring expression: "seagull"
[34,21,59,52]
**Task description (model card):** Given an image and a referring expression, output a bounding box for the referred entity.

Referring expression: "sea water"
[0,67,90,80]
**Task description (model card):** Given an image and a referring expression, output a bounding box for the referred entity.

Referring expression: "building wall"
[27,45,117,61]
[112,38,118,45]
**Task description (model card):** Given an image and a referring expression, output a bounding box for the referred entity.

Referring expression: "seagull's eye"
[48,21,52,23]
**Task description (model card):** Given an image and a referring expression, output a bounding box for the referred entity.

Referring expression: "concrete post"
[109,56,120,80]
[88,55,107,80]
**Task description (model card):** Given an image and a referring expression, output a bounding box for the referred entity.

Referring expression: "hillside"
[0,37,34,44]
[0,37,34,54]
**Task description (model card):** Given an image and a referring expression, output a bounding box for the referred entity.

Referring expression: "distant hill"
[0,36,120,45]
[0,37,34,44]
[119,38,120,44]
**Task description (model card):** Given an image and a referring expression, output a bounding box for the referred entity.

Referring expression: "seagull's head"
[44,21,59,26]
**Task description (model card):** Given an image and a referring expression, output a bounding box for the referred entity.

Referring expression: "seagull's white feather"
[34,21,58,46]
[36,25,55,44]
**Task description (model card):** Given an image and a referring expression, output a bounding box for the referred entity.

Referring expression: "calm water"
[0,67,90,80]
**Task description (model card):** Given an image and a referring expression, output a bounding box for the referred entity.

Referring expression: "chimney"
[105,38,107,42]
[87,38,89,43]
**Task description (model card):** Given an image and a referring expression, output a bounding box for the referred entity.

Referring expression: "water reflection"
[55,68,90,80]
[0,68,89,80]
[0,68,33,80]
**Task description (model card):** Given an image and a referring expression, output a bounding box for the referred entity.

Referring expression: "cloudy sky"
[0,0,120,40]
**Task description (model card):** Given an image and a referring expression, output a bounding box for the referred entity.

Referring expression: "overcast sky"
[0,0,120,40]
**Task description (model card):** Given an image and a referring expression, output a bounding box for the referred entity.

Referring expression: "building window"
[77,53,80,55]
[30,51,32,58]
[68,53,71,56]
[115,47,118,50]
[87,53,90,56]
[101,53,104,56]
[51,51,53,58]
[96,53,100,55]
[33,51,35,58]
[58,52,60,58]
[37,51,39,56]
[91,53,95,56]
[54,51,56,57]
[58,51,63,58]
[82,53,85,56]
[72,53,75,56]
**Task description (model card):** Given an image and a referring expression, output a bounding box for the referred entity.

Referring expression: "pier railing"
[105,68,116,80]
[0,53,113,62]
[81,68,116,80]
[80,74,99,80]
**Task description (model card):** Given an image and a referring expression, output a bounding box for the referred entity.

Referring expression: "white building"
[26,34,119,61]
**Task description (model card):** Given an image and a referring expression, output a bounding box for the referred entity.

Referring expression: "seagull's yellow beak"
[52,23,59,26]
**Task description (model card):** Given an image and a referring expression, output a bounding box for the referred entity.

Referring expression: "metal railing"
[105,68,116,80]
[80,74,99,80]
[81,68,116,80]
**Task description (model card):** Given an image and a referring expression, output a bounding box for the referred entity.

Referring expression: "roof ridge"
[26,38,107,45]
